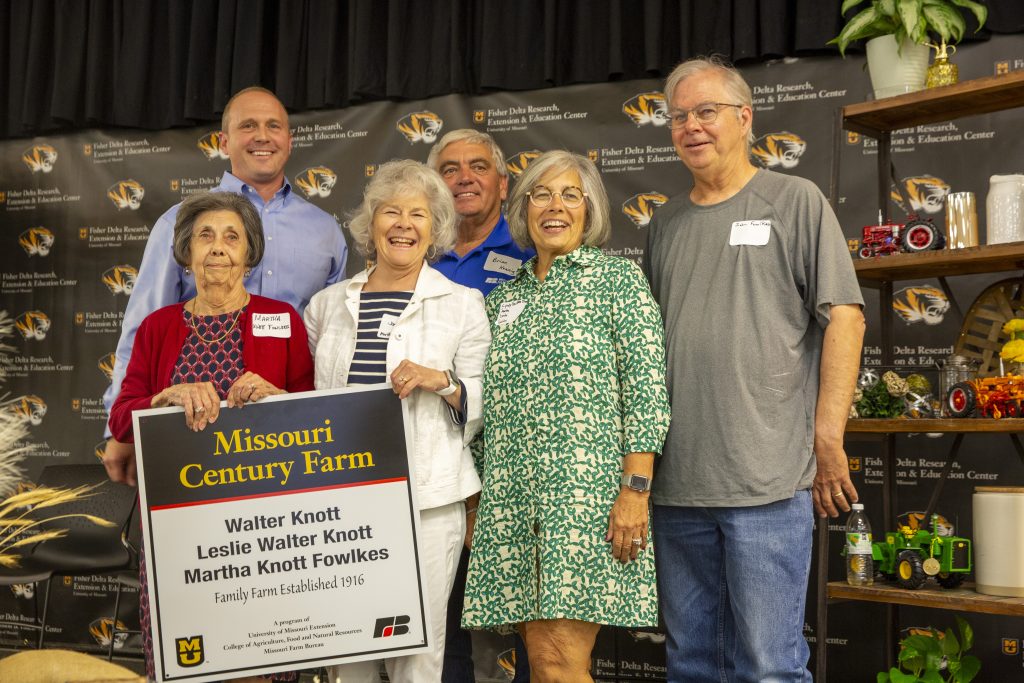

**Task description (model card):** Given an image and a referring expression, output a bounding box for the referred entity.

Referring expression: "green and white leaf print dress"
[463,246,671,630]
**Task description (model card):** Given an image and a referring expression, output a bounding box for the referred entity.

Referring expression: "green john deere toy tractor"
[872,522,972,589]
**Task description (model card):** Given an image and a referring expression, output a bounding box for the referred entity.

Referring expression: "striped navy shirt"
[348,291,413,385]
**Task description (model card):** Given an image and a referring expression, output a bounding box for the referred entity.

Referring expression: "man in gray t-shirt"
[644,57,864,683]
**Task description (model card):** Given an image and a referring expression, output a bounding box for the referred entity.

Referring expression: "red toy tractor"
[947,373,1024,419]
[858,216,944,259]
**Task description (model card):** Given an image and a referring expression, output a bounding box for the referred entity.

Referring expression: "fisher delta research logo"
[891,175,950,215]
[892,285,950,326]
[15,311,51,341]
[98,352,116,381]
[4,395,47,426]
[19,227,54,256]
[107,180,145,210]
[373,615,411,638]
[622,193,668,228]
[294,167,337,198]
[751,132,807,170]
[176,635,205,667]
[102,265,138,296]
[396,111,443,144]
[197,131,229,160]
[22,144,58,173]
[506,150,541,177]
[622,92,669,127]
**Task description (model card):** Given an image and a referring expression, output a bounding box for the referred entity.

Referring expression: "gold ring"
[399,376,408,383]
[194,406,204,413]
[832,491,844,498]
[631,538,642,546]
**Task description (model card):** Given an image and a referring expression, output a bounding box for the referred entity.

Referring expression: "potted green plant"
[877,616,981,683]
[829,0,988,99]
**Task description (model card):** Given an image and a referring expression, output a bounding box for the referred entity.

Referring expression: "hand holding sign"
[226,371,285,408]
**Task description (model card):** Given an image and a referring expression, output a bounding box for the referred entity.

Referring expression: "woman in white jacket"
[303,159,490,683]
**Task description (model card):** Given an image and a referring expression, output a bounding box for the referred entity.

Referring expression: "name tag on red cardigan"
[251,312,291,338]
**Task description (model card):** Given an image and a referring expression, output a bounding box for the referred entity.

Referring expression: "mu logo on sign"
[506,150,541,178]
[622,92,668,127]
[4,395,47,426]
[396,111,443,144]
[295,167,337,198]
[751,132,807,170]
[22,144,58,173]
[176,635,205,667]
[15,311,50,341]
[19,227,54,256]
[197,131,229,160]
[107,180,145,210]
[891,175,950,215]
[622,192,668,228]
[892,285,950,326]
[102,265,138,296]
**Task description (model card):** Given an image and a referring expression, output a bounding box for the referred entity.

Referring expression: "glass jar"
[939,354,979,416]
[986,174,1024,245]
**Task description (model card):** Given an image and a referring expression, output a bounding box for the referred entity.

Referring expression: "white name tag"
[377,313,399,339]
[484,252,522,277]
[729,220,771,246]
[496,300,527,327]
[251,313,291,338]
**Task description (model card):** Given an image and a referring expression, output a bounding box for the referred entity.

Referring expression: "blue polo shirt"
[433,215,535,296]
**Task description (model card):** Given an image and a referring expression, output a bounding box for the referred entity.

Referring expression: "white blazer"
[303,262,489,510]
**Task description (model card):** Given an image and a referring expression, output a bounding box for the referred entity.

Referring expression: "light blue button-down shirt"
[102,171,348,429]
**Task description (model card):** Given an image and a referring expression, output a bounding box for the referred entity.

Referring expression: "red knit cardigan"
[108,295,314,441]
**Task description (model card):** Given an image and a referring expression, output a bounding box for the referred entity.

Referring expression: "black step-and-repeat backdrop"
[3,34,1024,680]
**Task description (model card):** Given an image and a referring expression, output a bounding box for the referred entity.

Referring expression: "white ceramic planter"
[865,35,930,99]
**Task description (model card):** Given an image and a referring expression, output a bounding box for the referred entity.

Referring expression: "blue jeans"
[653,491,813,683]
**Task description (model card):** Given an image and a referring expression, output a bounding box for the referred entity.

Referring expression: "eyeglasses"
[527,186,587,209]
[667,102,742,129]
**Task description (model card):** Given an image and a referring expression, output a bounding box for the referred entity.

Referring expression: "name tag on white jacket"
[729,220,771,246]
[251,313,291,337]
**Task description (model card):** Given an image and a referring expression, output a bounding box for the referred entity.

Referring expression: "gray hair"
[348,160,458,260]
[506,150,611,250]
[173,192,265,269]
[426,129,508,178]
[664,56,754,145]
[221,86,287,133]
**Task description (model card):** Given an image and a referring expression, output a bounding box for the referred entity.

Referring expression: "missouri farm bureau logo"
[373,615,410,638]
[751,132,807,169]
[294,166,337,198]
[197,131,228,160]
[506,150,541,177]
[891,175,950,214]
[622,92,668,126]
[107,180,145,210]
[175,635,204,667]
[396,111,443,144]
[22,144,58,173]
[98,353,116,381]
[893,285,950,326]
[15,311,51,341]
[19,227,55,256]
[622,192,668,227]
[4,395,47,426]
[102,265,138,295]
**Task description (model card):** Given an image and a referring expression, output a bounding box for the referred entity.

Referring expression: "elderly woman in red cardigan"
[107,190,313,683]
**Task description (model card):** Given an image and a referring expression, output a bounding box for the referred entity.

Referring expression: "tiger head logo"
[396,111,444,144]
[98,352,116,381]
[15,311,51,341]
[107,180,145,210]
[94,440,107,461]
[4,395,47,426]
[197,131,228,160]
[18,227,55,256]
[294,166,337,198]
[891,176,950,214]
[622,92,669,127]
[89,617,130,649]
[22,144,58,173]
[10,583,34,600]
[627,629,667,644]
[102,265,138,295]
[893,285,950,325]
[897,511,954,537]
[622,192,669,228]
[506,150,541,177]
[751,132,807,169]
[496,648,516,678]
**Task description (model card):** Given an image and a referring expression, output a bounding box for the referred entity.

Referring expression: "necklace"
[187,295,248,345]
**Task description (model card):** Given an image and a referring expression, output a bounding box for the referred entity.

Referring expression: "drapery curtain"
[2,0,1021,138]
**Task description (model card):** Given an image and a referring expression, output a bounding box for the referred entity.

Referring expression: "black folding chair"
[0,464,137,650]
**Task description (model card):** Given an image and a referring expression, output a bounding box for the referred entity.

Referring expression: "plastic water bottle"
[845,503,874,586]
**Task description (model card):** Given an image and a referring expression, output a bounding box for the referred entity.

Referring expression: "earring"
[184,267,191,276]
[426,245,438,261]
[244,268,252,278]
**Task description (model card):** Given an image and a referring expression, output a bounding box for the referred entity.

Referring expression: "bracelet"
[465,507,478,515]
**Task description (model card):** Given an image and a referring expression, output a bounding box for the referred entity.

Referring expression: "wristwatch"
[620,472,652,493]
[435,369,459,397]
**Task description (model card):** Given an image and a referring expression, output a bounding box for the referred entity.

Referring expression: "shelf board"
[843,71,1024,138]
[854,241,1024,286]
[828,581,1024,616]
[847,418,1024,433]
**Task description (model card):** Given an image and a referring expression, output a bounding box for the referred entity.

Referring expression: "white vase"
[986,174,1024,245]
[865,35,930,99]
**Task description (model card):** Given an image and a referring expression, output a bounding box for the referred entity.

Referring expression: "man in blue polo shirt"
[427,130,533,683]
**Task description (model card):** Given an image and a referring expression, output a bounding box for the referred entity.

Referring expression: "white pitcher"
[986,174,1024,245]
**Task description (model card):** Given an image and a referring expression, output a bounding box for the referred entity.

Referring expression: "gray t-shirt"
[645,169,863,507]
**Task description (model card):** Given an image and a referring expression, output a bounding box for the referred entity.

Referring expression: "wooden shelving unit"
[816,72,1024,681]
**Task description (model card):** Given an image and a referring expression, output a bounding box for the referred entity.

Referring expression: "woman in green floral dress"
[462,150,671,682]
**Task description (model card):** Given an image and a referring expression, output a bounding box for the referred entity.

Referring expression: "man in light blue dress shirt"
[101,87,347,484]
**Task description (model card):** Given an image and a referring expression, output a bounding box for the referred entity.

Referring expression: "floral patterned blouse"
[463,245,671,629]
